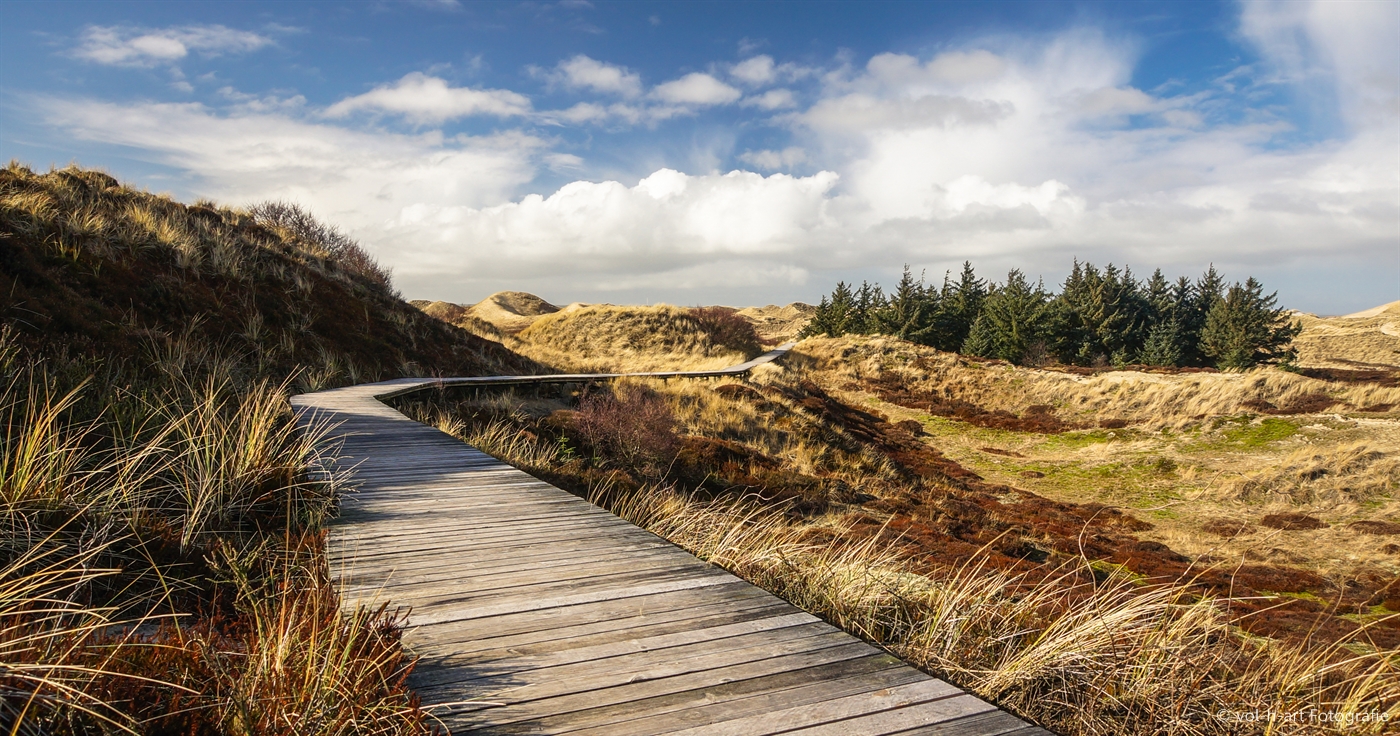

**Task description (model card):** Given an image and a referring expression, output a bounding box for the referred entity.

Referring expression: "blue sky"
[2,0,1396,313]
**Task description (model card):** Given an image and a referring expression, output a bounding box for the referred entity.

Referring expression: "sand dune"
[1294,300,1400,369]
[1341,300,1400,320]
[413,291,814,342]
[467,291,560,334]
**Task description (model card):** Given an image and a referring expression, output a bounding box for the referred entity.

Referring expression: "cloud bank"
[37,1,1398,308]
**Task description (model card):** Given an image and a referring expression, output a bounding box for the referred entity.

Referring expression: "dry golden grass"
[1293,303,1400,369]
[1224,441,1400,508]
[802,335,1400,427]
[735,302,815,343]
[0,162,561,733]
[608,486,1398,736]
[513,304,753,372]
[0,322,433,733]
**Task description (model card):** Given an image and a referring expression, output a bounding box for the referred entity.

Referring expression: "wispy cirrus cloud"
[404,0,463,11]
[74,24,272,66]
[739,147,807,171]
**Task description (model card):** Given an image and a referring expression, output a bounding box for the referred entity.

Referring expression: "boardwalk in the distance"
[292,346,1050,735]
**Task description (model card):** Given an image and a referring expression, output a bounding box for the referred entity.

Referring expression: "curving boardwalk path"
[292,345,1050,735]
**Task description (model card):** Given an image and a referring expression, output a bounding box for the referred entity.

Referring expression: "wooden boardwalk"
[292,347,1050,735]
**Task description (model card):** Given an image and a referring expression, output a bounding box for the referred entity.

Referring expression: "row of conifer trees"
[800,261,1301,369]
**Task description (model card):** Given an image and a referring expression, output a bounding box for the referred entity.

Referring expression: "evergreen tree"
[1139,319,1184,366]
[851,281,885,335]
[934,261,986,351]
[1200,278,1301,369]
[800,281,857,337]
[1048,261,1148,365]
[1182,265,1226,366]
[960,269,1048,364]
[1146,269,1172,323]
[961,314,997,358]
[799,295,835,338]
[1046,259,1091,363]
[874,265,936,342]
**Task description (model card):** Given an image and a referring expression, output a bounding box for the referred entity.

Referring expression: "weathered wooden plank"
[424,641,884,729]
[517,657,923,736]
[892,710,1052,736]
[336,545,701,592]
[334,536,679,580]
[780,693,1002,735]
[421,612,823,687]
[405,580,770,645]
[660,680,973,736]
[340,556,723,603]
[413,598,796,661]
[405,572,738,627]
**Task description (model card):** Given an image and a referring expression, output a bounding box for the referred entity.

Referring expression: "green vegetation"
[1221,417,1300,447]
[803,261,1301,369]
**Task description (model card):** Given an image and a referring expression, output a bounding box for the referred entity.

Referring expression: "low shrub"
[574,384,680,477]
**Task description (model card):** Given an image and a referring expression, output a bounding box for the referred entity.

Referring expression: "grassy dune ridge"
[415,298,769,372]
[0,163,537,733]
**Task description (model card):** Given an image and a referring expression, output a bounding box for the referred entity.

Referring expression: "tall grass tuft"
[0,326,436,734]
[0,536,172,735]
[214,538,426,736]
[599,483,1400,735]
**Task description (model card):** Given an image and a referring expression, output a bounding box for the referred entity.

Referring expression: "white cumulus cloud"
[325,73,532,123]
[547,55,643,97]
[653,73,742,106]
[730,55,776,85]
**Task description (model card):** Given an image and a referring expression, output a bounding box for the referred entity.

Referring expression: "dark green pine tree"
[799,295,835,338]
[960,269,1048,364]
[1139,319,1184,366]
[1101,264,1150,366]
[1136,268,1186,366]
[1200,277,1302,369]
[800,280,858,337]
[874,265,937,342]
[1146,268,1173,323]
[1051,261,1148,366]
[1046,259,1091,363]
[934,261,987,351]
[1181,265,1226,366]
[851,281,885,335]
